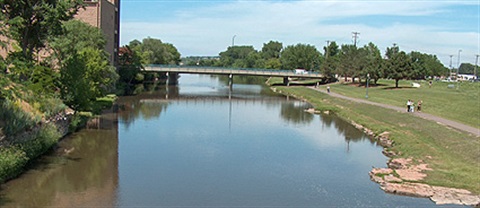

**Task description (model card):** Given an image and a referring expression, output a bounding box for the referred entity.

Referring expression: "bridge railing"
[145,64,323,77]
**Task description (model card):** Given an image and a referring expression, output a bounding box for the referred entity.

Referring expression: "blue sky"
[120,0,479,66]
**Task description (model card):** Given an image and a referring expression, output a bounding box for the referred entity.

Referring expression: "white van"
[294,69,308,74]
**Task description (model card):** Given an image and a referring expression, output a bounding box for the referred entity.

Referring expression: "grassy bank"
[272,83,480,194]
[326,79,479,128]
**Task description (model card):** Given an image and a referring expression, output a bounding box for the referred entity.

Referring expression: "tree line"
[184,41,451,88]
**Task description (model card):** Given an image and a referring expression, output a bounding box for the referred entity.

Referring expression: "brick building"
[0,0,120,67]
[75,0,121,67]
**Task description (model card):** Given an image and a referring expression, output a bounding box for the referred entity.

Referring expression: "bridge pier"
[283,77,290,86]
[166,72,179,85]
[229,74,233,89]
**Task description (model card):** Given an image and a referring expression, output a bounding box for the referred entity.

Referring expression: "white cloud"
[120,0,479,65]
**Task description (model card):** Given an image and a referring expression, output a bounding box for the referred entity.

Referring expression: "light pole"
[457,49,462,79]
[365,73,370,99]
[232,35,236,47]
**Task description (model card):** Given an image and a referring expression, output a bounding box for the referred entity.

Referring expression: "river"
[0,74,449,207]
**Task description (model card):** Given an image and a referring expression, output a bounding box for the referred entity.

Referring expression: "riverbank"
[269,84,480,206]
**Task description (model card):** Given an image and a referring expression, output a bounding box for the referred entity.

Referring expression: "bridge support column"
[283,77,290,86]
[228,74,233,89]
[167,72,179,85]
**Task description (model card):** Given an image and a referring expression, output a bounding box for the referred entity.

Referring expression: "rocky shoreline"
[305,108,480,206]
[351,118,480,206]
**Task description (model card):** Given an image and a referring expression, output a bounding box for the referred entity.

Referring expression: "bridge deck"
[144,65,323,79]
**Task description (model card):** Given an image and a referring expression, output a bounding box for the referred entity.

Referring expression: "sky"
[120,0,480,66]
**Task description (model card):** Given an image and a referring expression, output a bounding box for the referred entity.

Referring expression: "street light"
[232,35,236,47]
[365,73,370,99]
[457,49,462,79]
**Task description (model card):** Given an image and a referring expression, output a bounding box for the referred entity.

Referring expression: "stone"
[384,175,402,183]
[395,169,427,181]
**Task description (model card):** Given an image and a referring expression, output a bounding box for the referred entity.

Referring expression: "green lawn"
[319,80,479,128]
[273,86,480,194]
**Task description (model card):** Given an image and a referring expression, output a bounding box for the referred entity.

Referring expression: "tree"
[49,20,106,67]
[0,0,83,60]
[48,20,118,110]
[384,44,413,88]
[218,46,256,67]
[280,44,321,70]
[459,63,477,75]
[362,42,383,85]
[321,41,340,81]
[337,44,365,82]
[59,48,118,111]
[261,40,283,59]
[409,51,447,79]
[128,37,181,65]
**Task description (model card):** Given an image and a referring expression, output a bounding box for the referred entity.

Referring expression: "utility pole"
[352,32,360,47]
[457,49,462,79]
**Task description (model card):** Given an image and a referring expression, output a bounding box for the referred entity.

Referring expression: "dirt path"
[308,86,480,137]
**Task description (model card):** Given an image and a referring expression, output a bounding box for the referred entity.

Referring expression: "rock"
[395,169,427,181]
[384,174,402,183]
[371,168,393,175]
[381,182,434,198]
[382,149,397,157]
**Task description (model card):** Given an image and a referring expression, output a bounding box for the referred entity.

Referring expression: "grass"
[272,84,480,194]
[326,79,480,128]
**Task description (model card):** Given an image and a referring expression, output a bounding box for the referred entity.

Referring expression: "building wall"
[75,0,120,67]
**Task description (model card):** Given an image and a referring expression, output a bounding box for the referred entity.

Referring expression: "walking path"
[308,87,480,137]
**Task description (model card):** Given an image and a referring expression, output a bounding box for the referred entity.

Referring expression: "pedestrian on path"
[406,99,412,112]
[417,100,422,112]
[327,86,330,93]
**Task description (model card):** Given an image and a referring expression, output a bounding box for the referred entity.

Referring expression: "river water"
[0,74,448,207]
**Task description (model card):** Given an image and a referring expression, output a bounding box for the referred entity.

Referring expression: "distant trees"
[185,40,448,87]
[128,37,180,65]
[280,44,321,71]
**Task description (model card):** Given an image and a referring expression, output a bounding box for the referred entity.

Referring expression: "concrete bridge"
[144,65,324,85]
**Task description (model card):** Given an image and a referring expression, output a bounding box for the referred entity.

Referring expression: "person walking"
[406,99,411,112]
[417,100,422,112]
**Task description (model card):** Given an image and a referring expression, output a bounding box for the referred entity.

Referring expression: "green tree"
[459,63,478,75]
[337,44,365,82]
[49,20,106,67]
[128,37,181,65]
[0,0,83,60]
[59,48,118,111]
[321,41,340,81]
[409,51,447,79]
[384,44,413,88]
[218,46,256,67]
[261,40,283,59]
[280,43,321,70]
[362,42,383,85]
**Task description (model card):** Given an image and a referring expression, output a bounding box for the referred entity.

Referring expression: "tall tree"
[321,41,340,81]
[280,43,321,70]
[362,42,383,85]
[0,0,83,60]
[384,44,412,88]
[337,44,365,82]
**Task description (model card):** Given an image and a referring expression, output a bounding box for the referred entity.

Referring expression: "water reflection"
[0,127,119,207]
[0,74,446,207]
